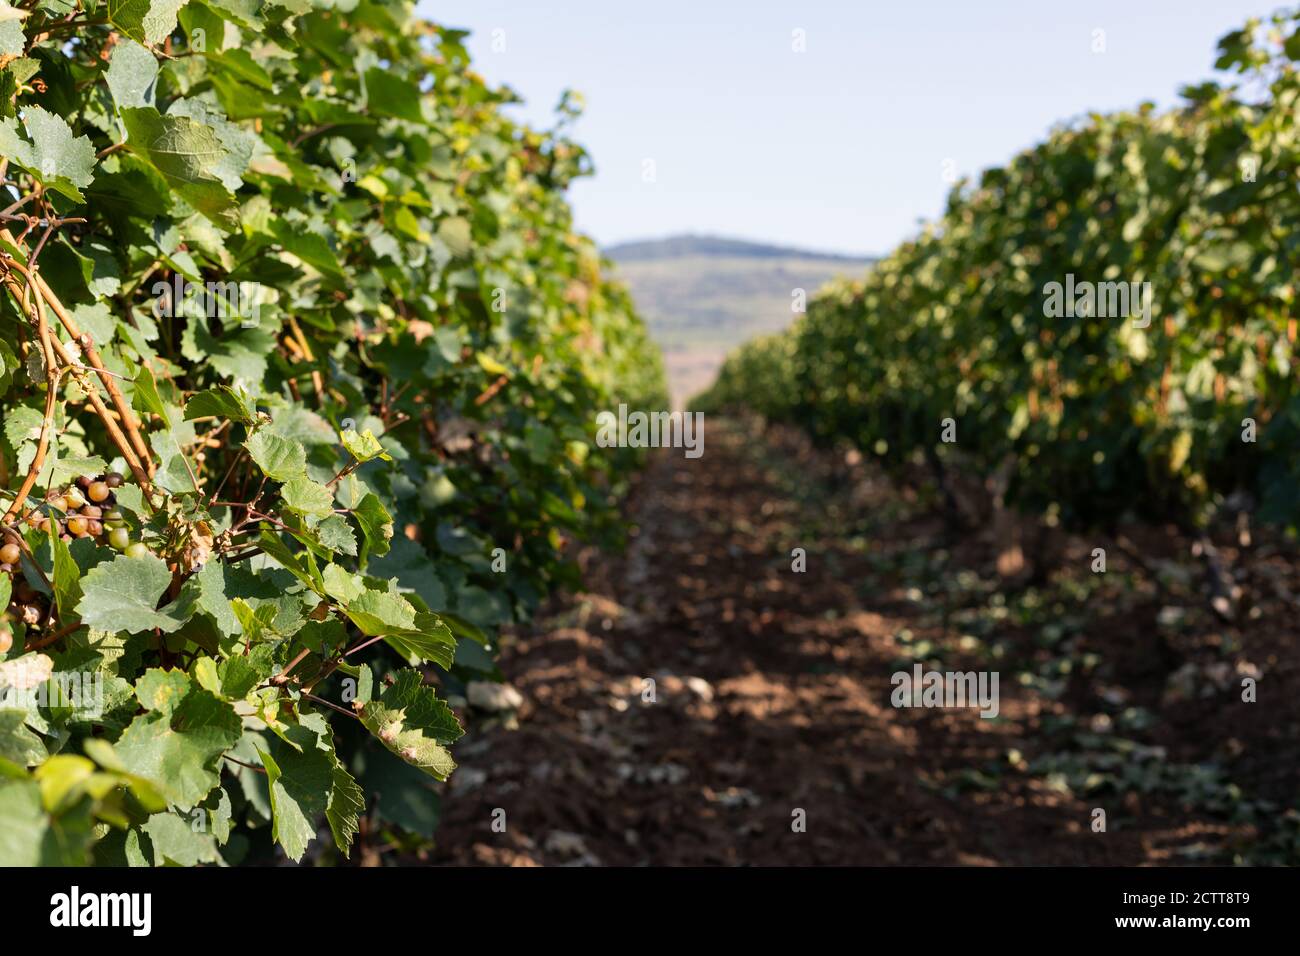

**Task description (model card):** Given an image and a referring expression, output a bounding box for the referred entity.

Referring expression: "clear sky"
[414,0,1280,256]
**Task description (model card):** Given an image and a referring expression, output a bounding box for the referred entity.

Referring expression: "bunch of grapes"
[16,472,149,557]
[1,472,152,654]
[0,523,35,653]
[0,557,37,653]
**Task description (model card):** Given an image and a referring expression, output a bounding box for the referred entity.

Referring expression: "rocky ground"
[418,418,1300,866]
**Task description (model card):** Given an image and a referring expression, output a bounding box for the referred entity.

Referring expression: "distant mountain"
[606,233,873,264]
[605,234,876,408]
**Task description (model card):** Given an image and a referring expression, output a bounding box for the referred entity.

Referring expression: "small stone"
[544,830,588,857]
[467,680,524,712]
[684,676,714,702]
[451,767,488,793]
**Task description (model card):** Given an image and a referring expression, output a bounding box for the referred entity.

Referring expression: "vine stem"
[325,457,359,490]
[286,315,326,408]
[0,226,156,474]
[223,755,268,775]
[1,277,59,524]
[303,692,360,720]
[344,634,386,657]
[32,269,156,476]
[222,546,263,563]
[207,446,245,505]
[271,647,314,685]
[24,617,83,652]
[0,192,37,218]
[0,255,157,501]
[0,261,154,507]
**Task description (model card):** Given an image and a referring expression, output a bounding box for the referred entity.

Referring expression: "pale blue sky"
[415,0,1279,256]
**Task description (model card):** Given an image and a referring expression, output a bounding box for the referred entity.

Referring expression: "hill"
[606,235,875,407]
[606,234,872,263]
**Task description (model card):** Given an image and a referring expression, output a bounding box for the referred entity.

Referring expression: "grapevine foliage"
[701,10,1300,531]
[0,0,664,865]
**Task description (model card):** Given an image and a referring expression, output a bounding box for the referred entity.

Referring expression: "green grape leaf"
[0,779,93,865]
[119,106,236,225]
[107,0,190,46]
[0,107,96,201]
[257,726,332,863]
[326,756,364,858]
[357,668,462,780]
[269,218,345,280]
[183,385,256,424]
[217,643,274,699]
[363,67,424,123]
[48,524,83,625]
[343,587,415,635]
[341,428,391,463]
[322,563,365,603]
[134,668,190,715]
[352,493,393,557]
[105,38,158,110]
[314,515,358,556]
[280,477,334,516]
[0,712,47,766]
[382,613,457,670]
[111,674,241,809]
[75,553,193,635]
[244,430,307,481]
[143,810,222,865]
[340,591,457,666]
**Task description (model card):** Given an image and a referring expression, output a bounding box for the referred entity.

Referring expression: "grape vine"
[0,0,664,865]
[700,9,1300,535]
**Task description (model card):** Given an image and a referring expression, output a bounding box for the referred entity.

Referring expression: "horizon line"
[601,230,880,261]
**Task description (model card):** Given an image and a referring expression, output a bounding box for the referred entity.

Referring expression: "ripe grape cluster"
[1,471,153,655]
[0,523,38,648]
[0,554,38,652]
[19,472,144,554]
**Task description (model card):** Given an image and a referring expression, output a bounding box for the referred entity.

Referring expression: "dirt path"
[427,418,1288,866]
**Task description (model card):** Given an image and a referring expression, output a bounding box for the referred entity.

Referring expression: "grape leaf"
[257,725,332,863]
[341,428,391,463]
[143,811,223,865]
[382,613,457,669]
[280,477,334,516]
[326,756,364,857]
[0,107,96,201]
[363,68,424,123]
[111,674,241,809]
[352,493,393,557]
[119,106,236,225]
[344,587,415,634]
[245,430,307,481]
[107,0,190,46]
[183,385,256,424]
[314,515,358,556]
[0,779,93,865]
[322,563,364,603]
[0,712,47,766]
[357,668,462,780]
[105,38,158,110]
[75,553,193,634]
[48,526,83,625]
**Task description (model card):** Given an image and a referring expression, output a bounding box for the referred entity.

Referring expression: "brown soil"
[426,418,1300,866]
